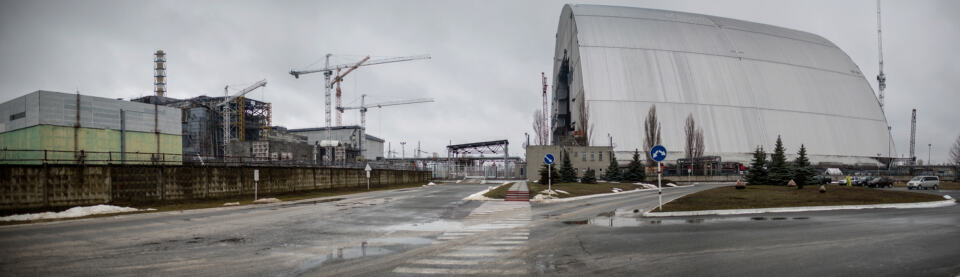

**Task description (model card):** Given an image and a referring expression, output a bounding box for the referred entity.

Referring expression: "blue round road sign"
[544,154,555,165]
[650,145,667,162]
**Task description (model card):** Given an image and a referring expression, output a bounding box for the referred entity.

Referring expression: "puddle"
[280,198,345,207]
[383,220,464,232]
[287,242,392,276]
[366,236,434,245]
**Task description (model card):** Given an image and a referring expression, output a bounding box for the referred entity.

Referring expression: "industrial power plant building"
[0,90,182,164]
[551,4,894,165]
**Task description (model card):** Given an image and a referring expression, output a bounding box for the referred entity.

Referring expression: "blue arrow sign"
[544,153,555,165]
[650,145,667,162]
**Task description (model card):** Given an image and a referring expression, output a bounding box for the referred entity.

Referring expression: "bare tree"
[685,114,696,159]
[644,105,662,166]
[950,135,960,166]
[532,109,548,145]
[685,114,706,173]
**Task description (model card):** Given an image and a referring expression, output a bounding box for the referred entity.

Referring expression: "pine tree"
[624,149,646,182]
[537,162,558,184]
[604,151,621,181]
[768,136,791,186]
[559,151,577,182]
[745,146,768,185]
[792,144,814,189]
[581,169,597,184]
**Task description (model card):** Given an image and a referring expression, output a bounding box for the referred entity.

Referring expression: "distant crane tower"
[910,108,917,163]
[289,54,431,127]
[876,0,887,111]
[338,95,433,160]
[154,50,166,97]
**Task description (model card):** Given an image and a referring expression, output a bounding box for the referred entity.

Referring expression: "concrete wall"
[0,164,431,212]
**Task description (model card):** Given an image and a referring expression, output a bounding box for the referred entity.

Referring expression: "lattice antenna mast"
[541,72,549,145]
[876,0,887,111]
[910,108,917,162]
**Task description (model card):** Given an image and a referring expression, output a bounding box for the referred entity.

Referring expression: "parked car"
[814,175,832,185]
[907,176,940,190]
[867,177,893,188]
[855,176,872,187]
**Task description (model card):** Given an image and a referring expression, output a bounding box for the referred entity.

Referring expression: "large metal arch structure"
[551,4,895,165]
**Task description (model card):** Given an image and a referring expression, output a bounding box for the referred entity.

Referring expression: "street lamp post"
[928,144,932,165]
[401,142,407,159]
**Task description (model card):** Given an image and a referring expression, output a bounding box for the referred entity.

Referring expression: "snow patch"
[554,189,571,195]
[665,183,677,187]
[533,193,557,201]
[423,182,438,187]
[253,198,281,204]
[464,187,495,201]
[612,188,624,193]
[223,202,240,206]
[0,204,146,222]
[944,195,953,200]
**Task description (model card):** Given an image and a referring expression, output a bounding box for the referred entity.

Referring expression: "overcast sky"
[1,0,958,164]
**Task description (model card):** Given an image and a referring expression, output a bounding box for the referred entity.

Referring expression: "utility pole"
[928,143,932,165]
[401,141,407,159]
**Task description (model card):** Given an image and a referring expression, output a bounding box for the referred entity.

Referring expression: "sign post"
[544,154,555,192]
[364,164,372,190]
[253,169,260,201]
[650,145,667,211]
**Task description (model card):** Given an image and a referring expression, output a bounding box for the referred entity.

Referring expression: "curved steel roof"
[553,4,893,164]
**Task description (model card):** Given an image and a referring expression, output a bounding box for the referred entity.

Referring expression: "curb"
[643,198,957,217]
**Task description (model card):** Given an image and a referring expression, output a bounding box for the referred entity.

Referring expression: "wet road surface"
[1,183,958,276]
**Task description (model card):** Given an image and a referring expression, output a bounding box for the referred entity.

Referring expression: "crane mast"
[289,54,430,127]
[220,79,267,157]
[337,95,434,160]
[876,0,887,111]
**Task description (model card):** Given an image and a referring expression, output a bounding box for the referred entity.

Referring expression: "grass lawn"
[482,182,516,199]
[526,182,648,198]
[661,185,945,212]
[0,182,428,225]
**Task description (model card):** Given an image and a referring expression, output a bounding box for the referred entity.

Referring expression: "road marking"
[393,267,526,275]
[461,246,521,251]
[482,241,525,245]
[409,259,523,265]
[436,252,502,257]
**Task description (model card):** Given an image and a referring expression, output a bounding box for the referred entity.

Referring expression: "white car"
[907,176,939,190]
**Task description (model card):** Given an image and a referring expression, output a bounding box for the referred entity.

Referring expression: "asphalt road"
[527,186,960,277]
[1,183,957,276]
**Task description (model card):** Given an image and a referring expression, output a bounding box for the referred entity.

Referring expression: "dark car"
[814,175,832,185]
[867,177,893,188]
[853,176,871,187]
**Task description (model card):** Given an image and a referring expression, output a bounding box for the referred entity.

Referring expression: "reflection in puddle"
[289,242,393,276]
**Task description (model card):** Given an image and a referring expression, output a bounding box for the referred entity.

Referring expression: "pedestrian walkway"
[504,182,529,202]
[391,201,531,275]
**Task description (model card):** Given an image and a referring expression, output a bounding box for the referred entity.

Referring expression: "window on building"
[599,152,602,161]
[590,152,595,161]
[9,112,25,121]
[582,152,586,161]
